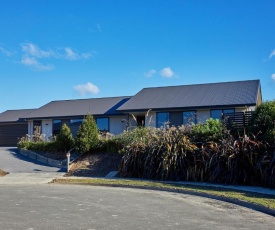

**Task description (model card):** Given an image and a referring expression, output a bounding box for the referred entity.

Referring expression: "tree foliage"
[251,100,275,143]
[75,114,99,154]
[55,123,74,152]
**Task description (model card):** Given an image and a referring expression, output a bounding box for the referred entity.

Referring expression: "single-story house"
[0,109,36,146]
[117,79,262,128]
[0,79,262,144]
[21,96,131,140]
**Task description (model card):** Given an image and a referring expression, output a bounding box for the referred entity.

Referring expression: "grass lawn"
[53,178,275,210]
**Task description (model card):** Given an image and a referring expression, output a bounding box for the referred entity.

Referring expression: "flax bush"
[118,125,275,188]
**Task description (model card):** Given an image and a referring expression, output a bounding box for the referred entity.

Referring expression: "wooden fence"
[222,111,254,129]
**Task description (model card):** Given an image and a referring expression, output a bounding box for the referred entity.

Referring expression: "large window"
[52,119,62,135]
[157,112,169,128]
[210,109,235,120]
[96,118,109,131]
[183,111,196,125]
[33,120,42,135]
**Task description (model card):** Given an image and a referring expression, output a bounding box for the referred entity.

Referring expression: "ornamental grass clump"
[119,126,198,180]
[118,125,275,188]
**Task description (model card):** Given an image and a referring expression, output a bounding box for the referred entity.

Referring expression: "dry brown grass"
[0,169,8,176]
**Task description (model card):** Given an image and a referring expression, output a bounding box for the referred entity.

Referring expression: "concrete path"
[0,147,64,184]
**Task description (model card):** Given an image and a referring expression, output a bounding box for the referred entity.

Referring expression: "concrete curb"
[17,149,67,169]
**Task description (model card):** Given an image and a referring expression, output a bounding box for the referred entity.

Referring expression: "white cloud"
[64,47,94,60]
[160,67,174,78]
[144,69,156,77]
[269,49,275,59]
[74,82,100,95]
[271,74,275,81]
[64,47,78,60]
[21,56,54,71]
[20,43,94,71]
[21,43,54,58]
[0,46,14,57]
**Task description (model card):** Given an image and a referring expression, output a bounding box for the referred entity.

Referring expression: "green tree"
[55,123,74,153]
[251,100,275,142]
[75,114,99,154]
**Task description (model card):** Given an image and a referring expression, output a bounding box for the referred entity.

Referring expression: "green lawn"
[53,178,275,210]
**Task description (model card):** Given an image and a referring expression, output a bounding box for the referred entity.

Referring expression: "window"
[157,112,169,128]
[183,111,196,125]
[70,119,83,125]
[210,109,235,120]
[52,119,62,135]
[33,120,42,135]
[96,118,109,131]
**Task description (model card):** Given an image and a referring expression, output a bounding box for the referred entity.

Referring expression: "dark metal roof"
[0,109,36,123]
[117,80,261,112]
[22,96,131,119]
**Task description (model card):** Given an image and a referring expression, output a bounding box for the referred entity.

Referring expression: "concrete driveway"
[0,147,64,184]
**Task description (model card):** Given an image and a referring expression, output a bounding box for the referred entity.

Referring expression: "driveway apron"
[0,147,64,184]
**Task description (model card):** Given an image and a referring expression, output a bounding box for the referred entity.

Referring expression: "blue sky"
[0,0,275,113]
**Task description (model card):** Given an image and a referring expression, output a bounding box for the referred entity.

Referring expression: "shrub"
[75,114,99,154]
[250,100,275,143]
[55,123,74,153]
[189,118,227,142]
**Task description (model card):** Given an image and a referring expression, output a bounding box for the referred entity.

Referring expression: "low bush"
[17,140,57,153]
[189,118,227,142]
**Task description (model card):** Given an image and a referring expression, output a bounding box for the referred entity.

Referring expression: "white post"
[66,152,70,173]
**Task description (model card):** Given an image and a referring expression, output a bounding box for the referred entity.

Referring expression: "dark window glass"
[96,118,109,131]
[211,110,222,120]
[157,112,169,128]
[223,109,235,114]
[53,119,62,135]
[33,120,42,135]
[70,119,83,125]
[211,109,235,120]
[183,111,196,125]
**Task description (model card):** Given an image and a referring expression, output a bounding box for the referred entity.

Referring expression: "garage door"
[0,123,28,146]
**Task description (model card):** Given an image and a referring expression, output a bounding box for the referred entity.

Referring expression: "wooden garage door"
[0,123,28,147]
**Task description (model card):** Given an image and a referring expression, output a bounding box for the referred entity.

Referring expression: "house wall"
[109,116,128,135]
[28,121,33,136]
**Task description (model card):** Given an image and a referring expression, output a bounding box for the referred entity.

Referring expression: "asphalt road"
[0,184,274,230]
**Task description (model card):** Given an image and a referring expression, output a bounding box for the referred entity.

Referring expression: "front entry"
[136,115,145,127]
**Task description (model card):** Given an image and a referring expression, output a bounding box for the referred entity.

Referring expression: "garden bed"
[66,152,122,177]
